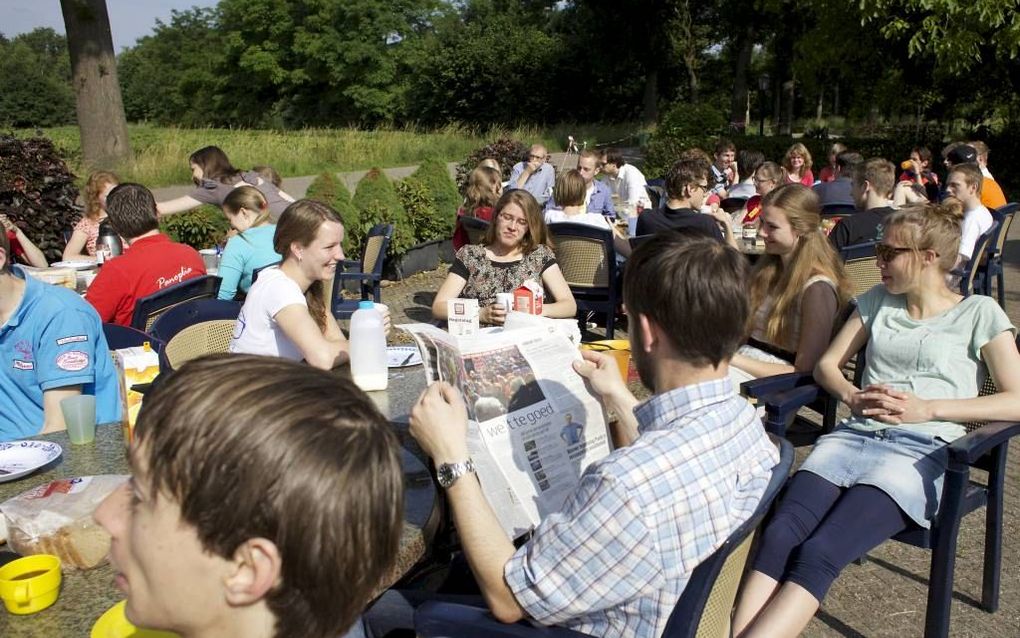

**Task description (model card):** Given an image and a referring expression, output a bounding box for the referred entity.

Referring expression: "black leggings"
[752,471,914,601]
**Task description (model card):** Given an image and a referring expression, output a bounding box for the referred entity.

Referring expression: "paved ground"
[375,232,1020,637]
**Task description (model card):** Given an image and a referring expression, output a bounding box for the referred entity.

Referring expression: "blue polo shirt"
[0,267,121,441]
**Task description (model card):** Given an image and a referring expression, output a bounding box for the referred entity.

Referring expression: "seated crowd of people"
[0,134,1018,638]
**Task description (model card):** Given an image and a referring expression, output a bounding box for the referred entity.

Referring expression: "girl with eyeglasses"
[733,200,1020,638]
[433,190,576,326]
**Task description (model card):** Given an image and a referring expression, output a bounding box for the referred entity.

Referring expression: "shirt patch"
[13,360,35,371]
[55,350,90,372]
[14,339,33,361]
[56,335,88,346]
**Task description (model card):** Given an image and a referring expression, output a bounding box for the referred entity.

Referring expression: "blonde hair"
[884,200,965,273]
[464,166,501,212]
[222,185,272,229]
[783,143,814,178]
[553,169,586,208]
[84,171,119,221]
[748,184,852,348]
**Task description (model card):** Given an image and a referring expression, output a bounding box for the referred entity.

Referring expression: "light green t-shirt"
[844,285,1015,441]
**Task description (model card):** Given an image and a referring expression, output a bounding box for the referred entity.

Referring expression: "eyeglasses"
[691,182,710,192]
[498,213,529,229]
[875,244,913,262]
[754,177,774,185]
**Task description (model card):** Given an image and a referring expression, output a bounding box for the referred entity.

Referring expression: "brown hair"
[884,200,965,273]
[274,200,344,331]
[624,234,749,367]
[949,163,984,196]
[783,142,814,177]
[553,169,586,208]
[756,161,783,184]
[223,185,272,230]
[852,158,896,199]
[463,166,501,212]
[969,140,990,161]
[106,183,160,239]
[483,190,552,253]
[665,156,710,200]
[84,171,119,221]
[749,184,852,349]
[603,148,626,167]
[714,138,736,156]
[252,165,283,188]
[827,142,847,158]
[911,146,933,167]
[136,354,403,638]
[189,146,240,184]
[578,149,601,165]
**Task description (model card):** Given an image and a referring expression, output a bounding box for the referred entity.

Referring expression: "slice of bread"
[10,517,111,570]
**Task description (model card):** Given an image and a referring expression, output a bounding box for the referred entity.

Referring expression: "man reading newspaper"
[365,234,779,638]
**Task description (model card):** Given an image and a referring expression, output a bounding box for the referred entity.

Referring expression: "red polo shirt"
[85,233,206,326]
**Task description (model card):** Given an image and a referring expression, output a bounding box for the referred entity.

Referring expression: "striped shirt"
[504,378,778,638]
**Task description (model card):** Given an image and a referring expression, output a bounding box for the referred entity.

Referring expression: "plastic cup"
[0,554,62,615]
[199,248,218,271]
[61,395,96,445]
[627,215,638,237]
[495,293,515,312]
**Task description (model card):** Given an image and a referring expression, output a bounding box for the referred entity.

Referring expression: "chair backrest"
[360,223,393,275]
[459,215,490,246]
[719,197,747,214]
[990,203,1016,258]
[251,261,280,285]
[102,323,162,352]
[130,275,222,332]
[148,298,242,343]
[961,221,999,296]
[645,184,666,210]
[839,241,881,298]
[662,435,794,638]
[148,298,243,372]
[547,222,616,289]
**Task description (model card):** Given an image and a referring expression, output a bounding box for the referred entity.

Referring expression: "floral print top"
[449,244,557,307]
[73,216,102,256]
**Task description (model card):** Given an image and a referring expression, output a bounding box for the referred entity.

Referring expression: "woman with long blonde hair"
[64,171,119,260]
[453,165,503,249]
[730,184,852,383]
[782,142,814,186]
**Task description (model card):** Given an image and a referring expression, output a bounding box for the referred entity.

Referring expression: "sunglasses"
[875,244,913,262]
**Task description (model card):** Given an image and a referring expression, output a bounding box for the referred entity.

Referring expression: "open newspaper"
[400,315,612,538]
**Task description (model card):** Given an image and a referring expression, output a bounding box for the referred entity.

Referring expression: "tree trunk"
[60,0,133,169]
[781,79,795,136]
[729,24,756,130]
[642,70,658,124]
[686,62,700,104]
[816,89,823,121]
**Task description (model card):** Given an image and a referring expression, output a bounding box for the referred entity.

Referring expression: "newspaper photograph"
[400,319,612,538]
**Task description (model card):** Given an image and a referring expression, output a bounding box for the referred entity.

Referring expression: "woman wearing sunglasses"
[733,200,1020,637]
[432,190,575,326]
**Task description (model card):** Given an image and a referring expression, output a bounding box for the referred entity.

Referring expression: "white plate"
[387,346,422,368]
[0,441,63,483]
[51,260,96,270]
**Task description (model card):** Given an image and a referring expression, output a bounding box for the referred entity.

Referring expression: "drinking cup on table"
[60,394,96,445]
[495,293,515,313]
[0,554,62,615]
[199,249,219,272]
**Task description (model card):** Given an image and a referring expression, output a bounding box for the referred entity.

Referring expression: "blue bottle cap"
[358,300,374,309]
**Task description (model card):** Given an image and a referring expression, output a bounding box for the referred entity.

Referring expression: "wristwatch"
[436,459,476,489]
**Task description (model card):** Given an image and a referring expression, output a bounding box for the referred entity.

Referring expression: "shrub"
[411,157,459,237]
[644,103,729,177]
[455,137,528,191]
[306,171,360,256]
[159,205,230,250]
[352,168,415,261]
[396,176,448,244]
[0,134,80,262]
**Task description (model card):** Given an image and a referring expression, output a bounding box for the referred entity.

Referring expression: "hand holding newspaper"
[400,315,611,537]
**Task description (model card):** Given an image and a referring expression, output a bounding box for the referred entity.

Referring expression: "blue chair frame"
[547,222,619,338]
[129,275,222,332]
[331,223,392,321]
[103,323,162,352]
[959,221,999,297]
[148,298,242,373]
[978,203,1016,306]
[751,335,1020,638]
[414,436,794,638]
[459,215,490,246]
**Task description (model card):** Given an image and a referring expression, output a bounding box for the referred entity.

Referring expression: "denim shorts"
[798,426,949,528]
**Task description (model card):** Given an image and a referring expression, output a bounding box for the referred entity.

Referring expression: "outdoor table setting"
[0,365,438,637]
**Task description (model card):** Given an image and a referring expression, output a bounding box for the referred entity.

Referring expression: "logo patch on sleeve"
[13,360,34,371]
[56,335,88,346]
[55,351,90,372]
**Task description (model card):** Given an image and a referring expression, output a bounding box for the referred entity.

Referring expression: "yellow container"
[580,340,631,384]
[0,554,62,615]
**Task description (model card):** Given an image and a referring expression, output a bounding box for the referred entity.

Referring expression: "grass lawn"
[15,122,648,188]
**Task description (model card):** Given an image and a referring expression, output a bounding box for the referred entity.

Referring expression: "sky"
[5,0,219,52]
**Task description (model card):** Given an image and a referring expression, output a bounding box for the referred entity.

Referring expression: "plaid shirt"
[504,378,778,638]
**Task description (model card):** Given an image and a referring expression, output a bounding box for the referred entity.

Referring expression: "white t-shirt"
[606,164,652,208]
[229,267,307,361]
[544,209,612,229]
[959,204,993,260]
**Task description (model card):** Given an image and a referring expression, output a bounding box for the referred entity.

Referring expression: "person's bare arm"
[62,227,90,260]
[539,264,577,319]
[12,227,48,268]
[41,386,83,434]
[156,195,203,216]
[431,272,468,320]
[274,304,349,370]
[709,208,739,249]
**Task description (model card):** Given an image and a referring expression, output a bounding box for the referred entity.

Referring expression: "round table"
[0,370,436,637]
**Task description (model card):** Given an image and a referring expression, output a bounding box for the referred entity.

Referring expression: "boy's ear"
[222,538,282,606]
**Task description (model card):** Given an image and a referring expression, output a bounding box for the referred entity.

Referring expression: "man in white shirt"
[946,162,993,264]
[601,148,652,210]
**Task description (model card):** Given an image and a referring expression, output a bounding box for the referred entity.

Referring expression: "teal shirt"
[216,225,281,300]
[846,286,1015,441]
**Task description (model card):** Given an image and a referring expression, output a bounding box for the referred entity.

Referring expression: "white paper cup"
[495,293,514,312]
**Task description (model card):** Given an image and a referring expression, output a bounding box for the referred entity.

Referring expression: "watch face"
[438,464,456,488]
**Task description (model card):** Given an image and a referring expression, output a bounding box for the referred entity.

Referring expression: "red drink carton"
[513,280,544,316]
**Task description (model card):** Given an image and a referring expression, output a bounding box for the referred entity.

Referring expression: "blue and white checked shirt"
[504,378,779,638]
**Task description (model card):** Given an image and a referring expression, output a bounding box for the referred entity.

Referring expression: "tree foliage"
[0,29,75,127]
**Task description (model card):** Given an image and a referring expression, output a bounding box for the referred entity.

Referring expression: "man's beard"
[630,325,656,393]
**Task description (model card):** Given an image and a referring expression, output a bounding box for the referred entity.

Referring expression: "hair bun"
[931,198,964,223]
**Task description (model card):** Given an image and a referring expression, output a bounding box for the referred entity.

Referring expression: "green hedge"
[352,168,415,261]
[306,171,360,256]
[159,205,230,250]
[411,157,459,236]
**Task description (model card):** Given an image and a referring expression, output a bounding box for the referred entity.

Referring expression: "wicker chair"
[838,241,881,297]
[547,222,619,338]
[959,221,999,296]
[331,223,392,321]
[414,436,795,638]
[129,275,222,332]
[147,298,242,373]
[981,203,1017,307]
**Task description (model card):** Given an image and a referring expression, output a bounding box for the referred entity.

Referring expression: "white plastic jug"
[350,300,389,391]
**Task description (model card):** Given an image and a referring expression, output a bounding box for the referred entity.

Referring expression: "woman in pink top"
[782,142,815,186]
[64,171,118,260]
